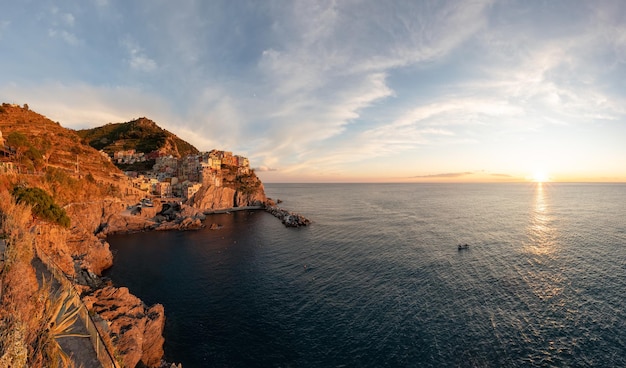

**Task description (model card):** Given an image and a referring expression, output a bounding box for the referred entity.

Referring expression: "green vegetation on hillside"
[6,131,45,172]
[11,186,71,228]
[76,117,199,158]
[116,159,157,172]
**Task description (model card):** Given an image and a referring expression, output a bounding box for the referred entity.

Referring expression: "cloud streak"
[411,172,474,179]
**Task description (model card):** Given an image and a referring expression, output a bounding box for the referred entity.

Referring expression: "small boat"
[140,198,154,207]
[458,243,470,250]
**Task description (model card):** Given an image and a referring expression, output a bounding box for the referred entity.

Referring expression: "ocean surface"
[105,183,626,367]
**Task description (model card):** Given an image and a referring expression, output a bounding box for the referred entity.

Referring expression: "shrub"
[11,187,71,228]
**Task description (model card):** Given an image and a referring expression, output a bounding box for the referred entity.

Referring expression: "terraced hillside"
[77,117,199,158]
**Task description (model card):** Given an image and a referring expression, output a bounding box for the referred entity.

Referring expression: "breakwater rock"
[265,206,311,227]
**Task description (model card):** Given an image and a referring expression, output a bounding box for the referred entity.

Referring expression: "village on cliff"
[0,119,310,228]
[110,148,251,201]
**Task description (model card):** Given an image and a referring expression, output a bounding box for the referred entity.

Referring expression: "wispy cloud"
[490,173,514,178]
[47,7,79,45]
[254,166,278,172]
[226,1,495,173]
[48,29,79,45]
[122,38,157,72]
[411,172,473,179]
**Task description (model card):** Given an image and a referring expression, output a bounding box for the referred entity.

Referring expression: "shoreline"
[203,205,264,215]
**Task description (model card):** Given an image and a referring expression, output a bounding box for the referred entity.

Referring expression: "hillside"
[77,117,199,160]
[0,103,136,203]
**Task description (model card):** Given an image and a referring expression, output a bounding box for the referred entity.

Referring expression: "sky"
[1,0,625,183]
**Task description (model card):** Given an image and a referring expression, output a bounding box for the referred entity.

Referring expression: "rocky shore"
[57,195,309,367]
[59,199,178,367]
[95,200,207,236]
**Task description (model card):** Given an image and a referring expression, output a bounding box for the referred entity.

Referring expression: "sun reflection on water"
[526,183,557,256]
[523,183,565,302]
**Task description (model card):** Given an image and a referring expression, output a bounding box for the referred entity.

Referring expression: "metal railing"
[36,247,121,368]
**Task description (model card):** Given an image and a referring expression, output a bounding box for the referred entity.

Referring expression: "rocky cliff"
[188,167,267,211]
[83,286,165,368]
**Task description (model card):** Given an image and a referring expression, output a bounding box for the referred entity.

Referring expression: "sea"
[104,183,626,367]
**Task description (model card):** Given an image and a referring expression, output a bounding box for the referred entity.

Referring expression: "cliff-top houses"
[125,149,251,200]
[114,149,146,165]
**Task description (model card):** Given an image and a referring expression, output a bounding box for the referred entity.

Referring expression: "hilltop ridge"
[77,116,199,162]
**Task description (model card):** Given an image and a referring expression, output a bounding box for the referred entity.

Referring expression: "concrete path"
[32,256,102,368]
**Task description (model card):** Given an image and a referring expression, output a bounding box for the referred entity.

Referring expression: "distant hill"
[77,117,199,159]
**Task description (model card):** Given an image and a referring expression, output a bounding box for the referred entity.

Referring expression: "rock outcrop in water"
[265,205,311,227]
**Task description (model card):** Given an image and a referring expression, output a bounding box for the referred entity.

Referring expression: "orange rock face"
[83,286,165,368]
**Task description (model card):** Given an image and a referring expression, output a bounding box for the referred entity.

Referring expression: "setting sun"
[532,171,550,183]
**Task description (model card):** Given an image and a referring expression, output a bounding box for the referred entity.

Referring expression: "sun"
[532,171,550,183]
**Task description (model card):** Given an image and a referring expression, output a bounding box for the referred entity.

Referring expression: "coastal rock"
[142,304,166,368]
[187,170,267,211]
[154,217,202,231]
[265,206,311,227]
[32,223,75,276]
[64,200,132,234]
[156,202,181,222]
[83,286,165,368]
[32,223,113,277]
[101,212,157,234]
[179,205,206,220]
[188,185,237,210]
[67,230,114,275]
[102,201,206,234]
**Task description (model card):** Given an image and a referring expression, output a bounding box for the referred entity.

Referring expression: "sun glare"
[532,171,550,183]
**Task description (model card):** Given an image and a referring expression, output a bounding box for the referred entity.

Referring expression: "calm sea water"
[105,183,626,367]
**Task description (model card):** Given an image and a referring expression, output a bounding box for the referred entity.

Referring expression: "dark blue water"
[105,183,626,367]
